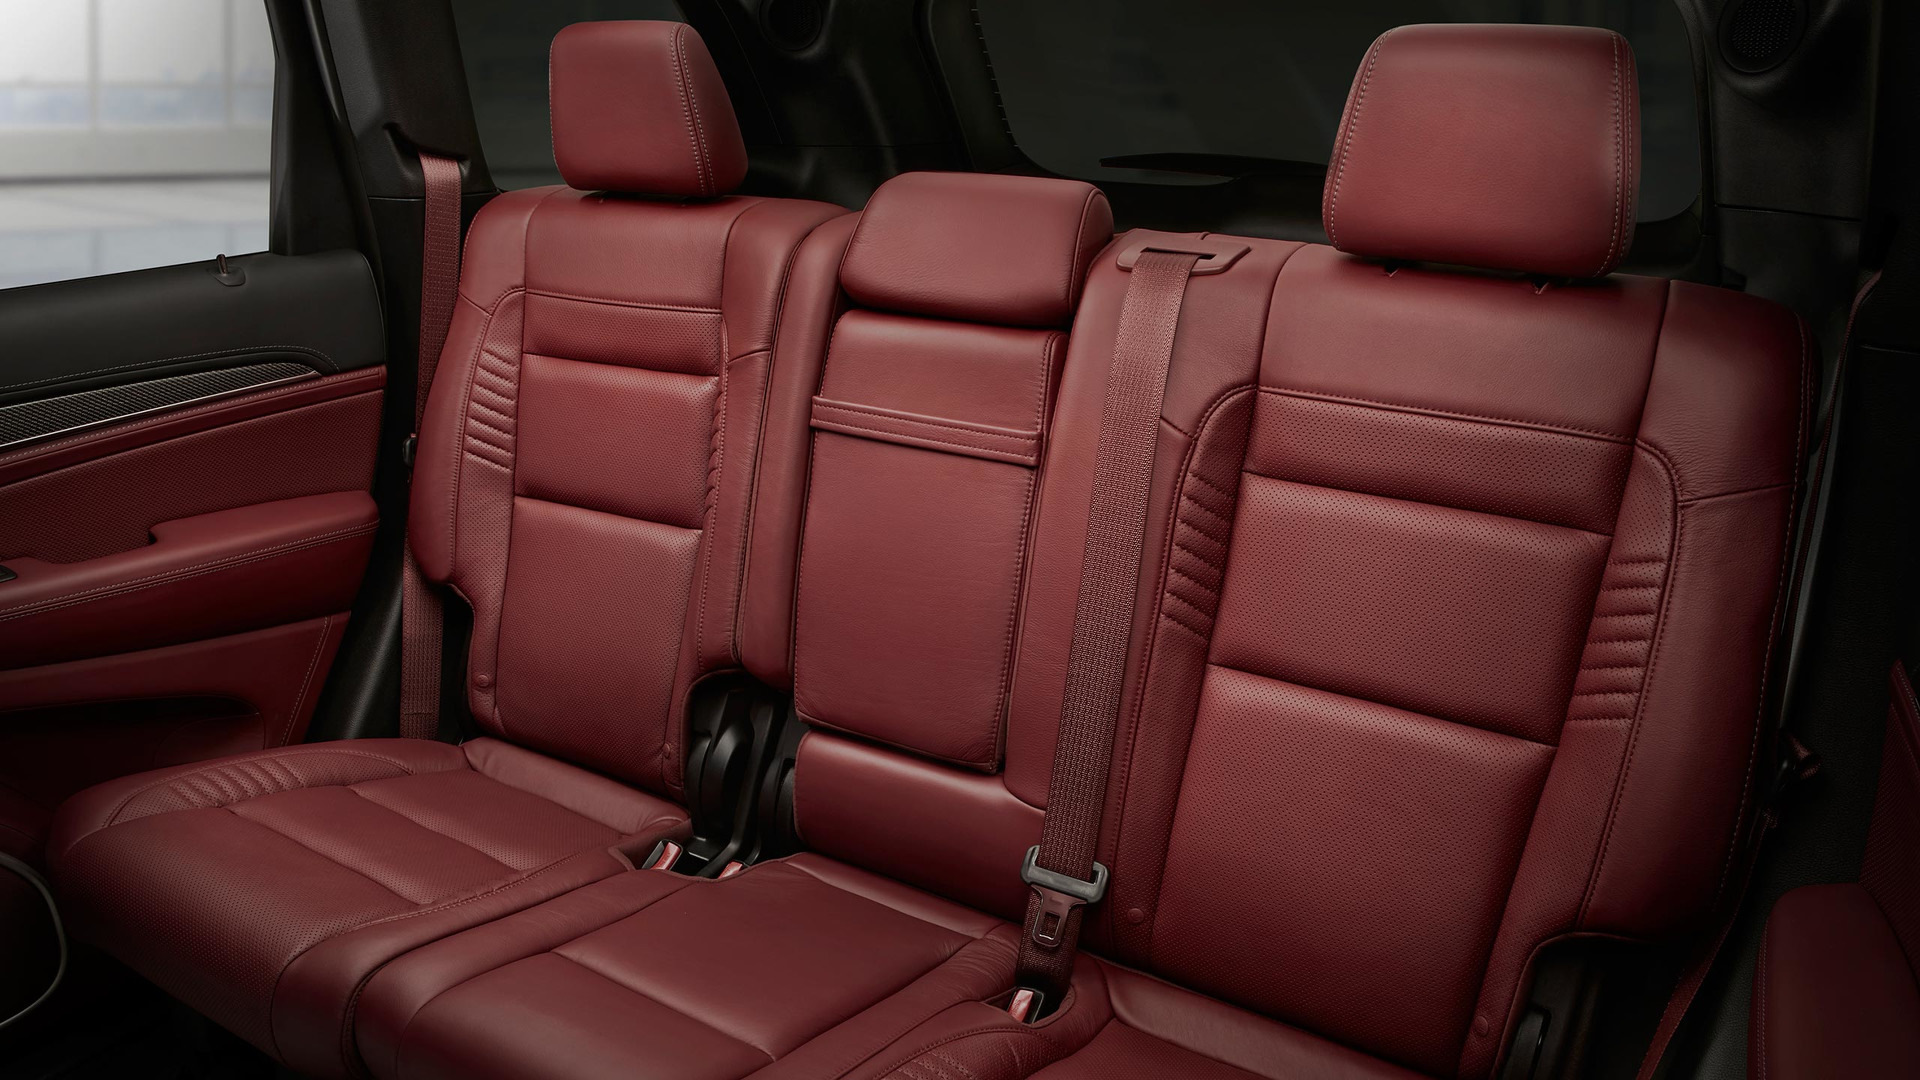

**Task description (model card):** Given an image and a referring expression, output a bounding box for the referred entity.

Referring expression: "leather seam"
[281,614,333,747]
[342,785,523,874]
[671,25,711,197]
[1241,467,1614,538]
[1261,386,1630,443]
[551,949,776,1059]
[1597,32,1624,278]
[446,288,520,591]
[987,467,1040,767]
[1578,443,1680,926]
[786,307,848,708]
[1112,383,1256,956]
[682,345,730,785]
[1033,331,1063,432]
[811,397,1042,445]
[222,803,428,904]
[1325,29,1390,248]
[809,413,1039,463]
[0,521,377,623]
[523,289,722,315]
[70,747,434,854]
[1205,660,1556,748]
[325,848,593,937]
[1062,187,1100,321]
[1678,480,1792,506]
[364,866,694,1074]
[730,208,832,672]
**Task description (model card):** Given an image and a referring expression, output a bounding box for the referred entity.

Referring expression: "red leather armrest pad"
[1751,884,1920,1079]
[0,491,376,669]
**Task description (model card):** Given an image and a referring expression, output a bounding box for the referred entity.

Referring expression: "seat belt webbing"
[1014,249,1199,1007]
[398,151,463,741]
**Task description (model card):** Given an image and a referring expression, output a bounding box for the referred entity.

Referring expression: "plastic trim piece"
[0,362,317,451]
[0,851,66,1032]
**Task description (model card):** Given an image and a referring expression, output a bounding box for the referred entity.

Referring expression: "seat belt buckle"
[401,433,419,469]
[1021,845,1109,949]
[1006,986,1041,1023]
[1767,732,1821,804]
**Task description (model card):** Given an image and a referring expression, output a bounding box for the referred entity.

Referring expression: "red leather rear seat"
[46,21,842,1077]
[344,23,1806,1080]
[349,168,1116,1080]
[854,24,1806,1080]
[49,20,1811,1080]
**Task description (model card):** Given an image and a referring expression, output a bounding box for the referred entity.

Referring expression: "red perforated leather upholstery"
[48,22,842,1077]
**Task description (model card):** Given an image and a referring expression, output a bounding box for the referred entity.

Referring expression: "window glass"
[974,0,1701,221]
[452,0,684,191]
[0,0,273,289]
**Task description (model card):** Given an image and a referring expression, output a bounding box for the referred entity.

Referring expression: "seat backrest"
[1023,24,1805,1077]
[409,21,842,800]
[738,171,1113,917]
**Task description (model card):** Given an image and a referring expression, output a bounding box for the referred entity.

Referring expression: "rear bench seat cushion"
[49,739,685,1069]
[356,855,1022,1080]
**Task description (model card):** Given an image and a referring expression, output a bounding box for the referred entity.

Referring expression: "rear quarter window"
[973,0,1701,222]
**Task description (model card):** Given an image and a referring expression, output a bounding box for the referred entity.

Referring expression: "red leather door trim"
[0,491,375,669]
[0,614,349,852]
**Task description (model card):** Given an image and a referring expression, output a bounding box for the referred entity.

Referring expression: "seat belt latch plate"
[1021,845,1109,949]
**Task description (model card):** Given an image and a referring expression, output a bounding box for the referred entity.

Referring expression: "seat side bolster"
[409,188,548,584]
[1579,281,1810,938]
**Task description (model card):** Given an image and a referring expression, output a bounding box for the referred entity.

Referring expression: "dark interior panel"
[0,249,383,407]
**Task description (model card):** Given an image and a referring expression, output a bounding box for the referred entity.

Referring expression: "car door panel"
[0,248,385,853]
[0,249,383,406]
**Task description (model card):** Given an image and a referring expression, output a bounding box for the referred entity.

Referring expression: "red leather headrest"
[1322,23,1640,278]
[549,21,747,197]
[840,172,1113,328]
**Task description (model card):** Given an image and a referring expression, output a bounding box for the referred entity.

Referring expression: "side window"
[0,0,274,290]
[452,0,683,190]
[973,0,1702,223]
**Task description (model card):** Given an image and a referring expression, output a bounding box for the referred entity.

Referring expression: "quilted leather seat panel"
[358,855,1017,1080]
[49,738,685,1068]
